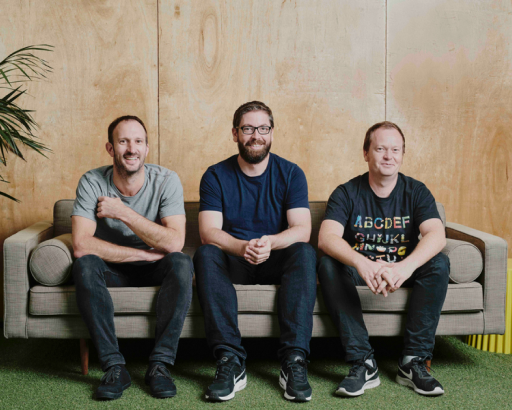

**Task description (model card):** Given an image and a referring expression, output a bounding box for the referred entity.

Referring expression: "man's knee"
[162,252,193,282]
[72,254,105,288]
[433,252,450,280]
[193,244,224,264]
[318,255,346,283]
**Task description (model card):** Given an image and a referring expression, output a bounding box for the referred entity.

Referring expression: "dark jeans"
[318,253,450,362]
[73,252,193,371]
[193,243,317,361]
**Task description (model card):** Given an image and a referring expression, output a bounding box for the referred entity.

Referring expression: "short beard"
[238,141,271,164]
[113,152,145,179]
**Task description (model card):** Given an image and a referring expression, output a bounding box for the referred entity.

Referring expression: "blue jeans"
[318,253,450,362]
[73,252,193,371]
[194,243,317,361]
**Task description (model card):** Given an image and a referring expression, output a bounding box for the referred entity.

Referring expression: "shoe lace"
[149,364,174,381]
[284,358,309,382]
[214,357,238,381]
[348,350,375,378]
[100,366,121,385]
[410,357,434,378]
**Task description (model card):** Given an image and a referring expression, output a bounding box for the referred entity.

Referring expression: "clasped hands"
[242,235,272,265]
[356,258,414,297]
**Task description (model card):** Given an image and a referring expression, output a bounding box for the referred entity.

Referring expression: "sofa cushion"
[29,234,74,286]
[442,238,483,283]
[29,282,483,316]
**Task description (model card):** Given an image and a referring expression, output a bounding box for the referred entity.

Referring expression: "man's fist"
[97,196,127,220]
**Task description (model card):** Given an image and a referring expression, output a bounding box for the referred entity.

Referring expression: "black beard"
[238,141,271,164]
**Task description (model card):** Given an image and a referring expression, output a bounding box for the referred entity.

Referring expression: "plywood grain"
[387,0,512,255]
[0,0,158,316]
[159,0,386,201]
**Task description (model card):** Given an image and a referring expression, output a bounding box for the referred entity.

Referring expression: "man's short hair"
[363,121,405,153]
[108,115,148,144]
[233,101,274,129]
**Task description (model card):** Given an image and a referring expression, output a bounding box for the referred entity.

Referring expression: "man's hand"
[243,235,272,265]
[375,260,415,294]
[354,257,392,296]
[143,249,167,262]
[97,196,129,220]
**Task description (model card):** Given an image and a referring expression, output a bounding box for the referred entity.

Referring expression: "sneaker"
[96,365,131,400]
[336,352,380,397]
[396,356,444,396]
[205,354,247,401]
[279,352,312,402]
[145,362,177,398]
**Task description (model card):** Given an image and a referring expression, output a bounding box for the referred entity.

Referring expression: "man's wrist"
[118,206,137,224]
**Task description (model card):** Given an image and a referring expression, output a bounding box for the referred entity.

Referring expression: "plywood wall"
[0,0,511,318]
[159,0,385,200]
[386,0,512,248]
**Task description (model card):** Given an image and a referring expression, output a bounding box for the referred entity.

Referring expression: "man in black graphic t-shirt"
[318,121,449,397]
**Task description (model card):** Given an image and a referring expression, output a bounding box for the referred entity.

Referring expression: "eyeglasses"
[237,126,272,135]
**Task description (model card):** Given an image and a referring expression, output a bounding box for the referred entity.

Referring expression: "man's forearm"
[201,227,247,257]
[269,225,310,250]
[319,233,367,268]
[73,235,161,263]
[119,208,183,253]
[400,230,446,271]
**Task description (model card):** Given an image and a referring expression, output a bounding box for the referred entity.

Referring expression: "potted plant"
[0,44,53,201]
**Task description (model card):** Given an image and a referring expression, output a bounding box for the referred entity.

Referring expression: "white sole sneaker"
[396,375,444,396]
[335,377,381,397]
[279,374,312,401]
[205,375,247,401]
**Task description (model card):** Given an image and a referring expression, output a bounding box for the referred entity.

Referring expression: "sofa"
[4,200,508,375]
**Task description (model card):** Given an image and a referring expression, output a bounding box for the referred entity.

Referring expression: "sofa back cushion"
[53,200,446,247]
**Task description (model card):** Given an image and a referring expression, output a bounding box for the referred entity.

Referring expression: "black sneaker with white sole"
[279,353,312,402]
[396,356,444,396]
[205,354,247,401]
[336,351,380,397]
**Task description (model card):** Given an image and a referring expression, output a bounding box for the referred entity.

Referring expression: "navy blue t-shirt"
[324,172,440,263]
[199,153,310,241]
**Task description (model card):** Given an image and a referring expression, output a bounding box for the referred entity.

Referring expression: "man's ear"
[363,150,369,162]
[232,128,239,143]
[106,142,114,158]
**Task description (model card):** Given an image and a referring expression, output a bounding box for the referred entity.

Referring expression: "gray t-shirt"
[72,164,185,251]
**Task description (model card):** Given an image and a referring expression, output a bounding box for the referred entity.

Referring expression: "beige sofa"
[3,200,508,375]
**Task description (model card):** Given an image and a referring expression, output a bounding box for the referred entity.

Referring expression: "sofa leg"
[80,339,89,375]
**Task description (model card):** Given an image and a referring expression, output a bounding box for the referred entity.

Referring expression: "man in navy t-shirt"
[318,121,450,397]
[194,101,317,403]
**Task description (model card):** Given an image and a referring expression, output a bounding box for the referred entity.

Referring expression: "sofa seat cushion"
[29,282,483,316]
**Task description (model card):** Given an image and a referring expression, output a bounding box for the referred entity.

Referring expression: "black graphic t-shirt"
[324,172,440,263]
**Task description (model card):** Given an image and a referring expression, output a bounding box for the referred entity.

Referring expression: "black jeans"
[73,252,193,371]
[193,242,317,361]
[318,253,450,362]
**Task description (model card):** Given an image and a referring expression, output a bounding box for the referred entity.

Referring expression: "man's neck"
[112,167,145,197]
[368,172,398,198]
[237,154,270,177]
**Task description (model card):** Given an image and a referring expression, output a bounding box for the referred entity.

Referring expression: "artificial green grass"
[1,334,511,409]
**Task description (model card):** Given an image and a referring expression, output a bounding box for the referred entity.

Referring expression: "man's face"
[106,120,149,177]
[232,110,273,164]
[364,127,404,178]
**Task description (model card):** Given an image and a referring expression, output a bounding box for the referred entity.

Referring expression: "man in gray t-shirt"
[71,115,193,401]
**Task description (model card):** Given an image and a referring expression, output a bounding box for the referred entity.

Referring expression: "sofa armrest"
[446,221,508,334]
[3,221,54,338]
